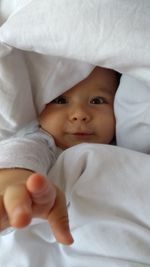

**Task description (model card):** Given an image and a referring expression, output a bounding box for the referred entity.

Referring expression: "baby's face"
[39,67,118,149]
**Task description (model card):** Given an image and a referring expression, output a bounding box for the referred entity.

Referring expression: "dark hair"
[116,71,122,87]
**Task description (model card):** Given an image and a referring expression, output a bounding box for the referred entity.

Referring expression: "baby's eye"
[50,96,67,104]
[90,96,107,104]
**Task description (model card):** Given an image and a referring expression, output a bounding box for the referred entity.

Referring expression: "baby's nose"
[70,108,90,122]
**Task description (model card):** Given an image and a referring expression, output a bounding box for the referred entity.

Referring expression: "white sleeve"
[0,121,59,176]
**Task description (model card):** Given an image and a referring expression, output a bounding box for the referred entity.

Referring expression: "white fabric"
[0,0,150,86]
[1,144,150,266]
[0,49,37,138]
[115,75,150,153]
[0,120,61,175]
[0,1,150,266]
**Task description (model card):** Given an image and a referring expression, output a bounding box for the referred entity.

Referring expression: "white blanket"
[0,1,150,266]
[1,0,150,85]
[1,144,150,267]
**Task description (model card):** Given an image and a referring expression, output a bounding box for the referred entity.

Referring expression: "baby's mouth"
[73,132,93,136]
[68,132,94,139]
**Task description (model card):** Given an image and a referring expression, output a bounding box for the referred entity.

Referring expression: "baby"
[0,66,120,245]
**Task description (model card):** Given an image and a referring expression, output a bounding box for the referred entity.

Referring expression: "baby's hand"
[1,173,73,245]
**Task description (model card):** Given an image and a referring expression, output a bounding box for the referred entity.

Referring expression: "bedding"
[0,0,150,266]
[1,144,150,267]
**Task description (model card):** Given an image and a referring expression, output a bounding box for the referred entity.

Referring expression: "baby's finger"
[48,187,74,245]
[26,173,56,208]
[3,184,32,228]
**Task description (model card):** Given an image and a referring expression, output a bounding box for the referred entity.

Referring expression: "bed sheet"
[1,144,150,267]
[0,1,150,266]
[1,0,150,86]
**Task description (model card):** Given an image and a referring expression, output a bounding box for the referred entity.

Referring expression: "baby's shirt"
[0,120,62,176]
